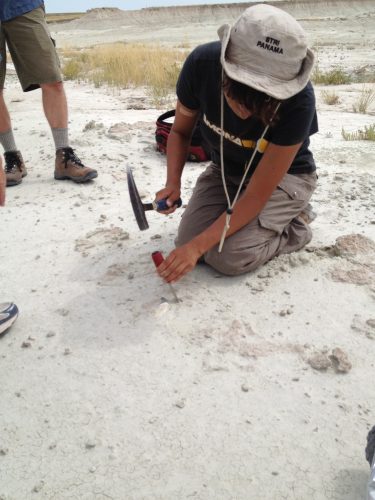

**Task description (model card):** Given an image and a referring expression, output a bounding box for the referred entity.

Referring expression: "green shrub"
[61,44,188,105]
[352,86,375,113]
[312,66,351,85]
[321,90,340,105]
[62,59,81,80]
[341,124,375,141]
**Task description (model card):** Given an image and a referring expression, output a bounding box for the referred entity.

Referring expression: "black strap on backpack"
[155,109,209,162]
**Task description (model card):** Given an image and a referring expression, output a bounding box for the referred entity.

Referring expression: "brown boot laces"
[61,147,85,169]
[4,151,22,173]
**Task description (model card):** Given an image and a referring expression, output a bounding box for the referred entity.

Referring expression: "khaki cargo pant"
[0,6,61,92]
[176,164,318,276]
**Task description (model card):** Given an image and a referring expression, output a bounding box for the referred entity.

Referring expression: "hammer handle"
[155,198,182,211]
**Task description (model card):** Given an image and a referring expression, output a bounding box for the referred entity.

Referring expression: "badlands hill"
[50,0,375,73]
[49,0,375,80]
[68,0,375,26]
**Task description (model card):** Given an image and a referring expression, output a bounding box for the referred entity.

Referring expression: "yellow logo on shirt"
[203,114,268,152]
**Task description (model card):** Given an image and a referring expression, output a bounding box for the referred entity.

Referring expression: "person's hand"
[0,161,5,207]
[157,242,202,283]
[155,183,181,215]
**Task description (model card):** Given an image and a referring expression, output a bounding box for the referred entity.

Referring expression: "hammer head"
[127,166,149,231]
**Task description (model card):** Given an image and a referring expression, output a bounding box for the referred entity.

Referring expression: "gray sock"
[52,128,69,150]
[0,129,18,152]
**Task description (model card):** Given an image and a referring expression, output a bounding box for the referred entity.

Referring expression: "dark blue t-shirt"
[177,41,318,177]
[0,0,44,22]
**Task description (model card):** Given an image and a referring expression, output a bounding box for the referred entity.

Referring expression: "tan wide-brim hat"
[218,4,315,100]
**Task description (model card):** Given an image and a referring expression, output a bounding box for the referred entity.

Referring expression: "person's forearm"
[166,129,190,186]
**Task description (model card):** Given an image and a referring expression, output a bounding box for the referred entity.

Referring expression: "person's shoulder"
[189,41,221,63]
[286,81,316,107]
[299,81,315,99]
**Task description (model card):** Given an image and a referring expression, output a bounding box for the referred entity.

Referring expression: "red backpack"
[155,110,210,162]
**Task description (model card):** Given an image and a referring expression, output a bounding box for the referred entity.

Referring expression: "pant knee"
[204,247,263,276]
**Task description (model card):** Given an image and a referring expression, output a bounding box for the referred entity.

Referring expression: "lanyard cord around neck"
[218,70,281,253]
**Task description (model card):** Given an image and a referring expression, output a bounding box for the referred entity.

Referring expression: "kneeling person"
[155,4,318,283]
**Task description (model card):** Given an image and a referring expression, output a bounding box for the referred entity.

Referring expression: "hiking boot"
[54,147,98,183]
[5,151,27,186]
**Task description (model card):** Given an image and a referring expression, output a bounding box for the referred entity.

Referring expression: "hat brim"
[218,24,315,100]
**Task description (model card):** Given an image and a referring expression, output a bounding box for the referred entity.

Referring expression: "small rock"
[175,400,185,409]
[155,302,170,317]
[46,332,56,338]
[329,348,352,373]
[32,481,45,493]
[298,254,310,265]
[21,341,32,349]
[151,234,162,240]
[89,466,96,473]
[0,448,9,456]
[56,308,69,317]
[241,383,250,392]
[308,353,331,371]
[333,234,375,258]
[288,255,300,267]
[85,441,96,450]
[63,348,71,356]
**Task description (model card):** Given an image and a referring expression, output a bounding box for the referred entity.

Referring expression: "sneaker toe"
[0,303,19,335]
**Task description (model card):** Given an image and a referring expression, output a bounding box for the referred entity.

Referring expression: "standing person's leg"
[41,79,97,182]
[177,167,317,276]
[41,81,68,142]
[0,28,26,186]
[0,92,12,133]
[3,7,97,183]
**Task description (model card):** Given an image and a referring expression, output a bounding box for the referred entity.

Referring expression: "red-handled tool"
[152,251,180,303]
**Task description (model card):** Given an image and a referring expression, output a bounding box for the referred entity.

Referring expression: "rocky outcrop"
[60,0,375,29]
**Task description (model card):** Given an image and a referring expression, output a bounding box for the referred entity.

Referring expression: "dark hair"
[222,74,280,126]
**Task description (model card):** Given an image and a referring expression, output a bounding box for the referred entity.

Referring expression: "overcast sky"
[47,0,253,13]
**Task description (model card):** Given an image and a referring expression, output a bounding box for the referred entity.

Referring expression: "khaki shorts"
[0,6,61,92]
